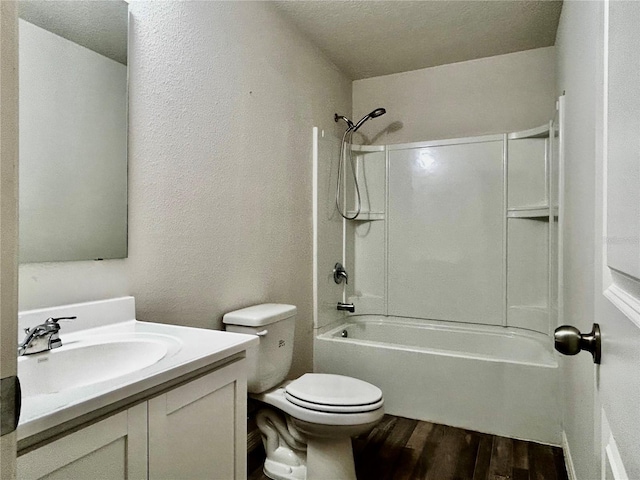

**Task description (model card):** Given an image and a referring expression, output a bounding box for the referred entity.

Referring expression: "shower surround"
[313,122,560,444]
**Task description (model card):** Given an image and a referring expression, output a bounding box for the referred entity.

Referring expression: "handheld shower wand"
[333,108,386,220]
[352,108,386,132]
[335,109,386,133]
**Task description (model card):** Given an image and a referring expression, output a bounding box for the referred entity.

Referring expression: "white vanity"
[16,297,258,480]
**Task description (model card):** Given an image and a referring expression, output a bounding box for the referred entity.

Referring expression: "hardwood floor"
[248,414,569,480]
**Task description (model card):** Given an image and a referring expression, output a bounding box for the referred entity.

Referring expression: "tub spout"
[337,302,355,313]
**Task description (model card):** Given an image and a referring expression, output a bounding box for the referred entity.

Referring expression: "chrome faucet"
[337,302,355,313]
[18,316,75,356]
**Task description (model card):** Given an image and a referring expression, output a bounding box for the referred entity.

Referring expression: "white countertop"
[17,298,258,441]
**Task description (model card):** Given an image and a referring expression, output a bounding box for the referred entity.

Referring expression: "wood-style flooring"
[248,414,569,480]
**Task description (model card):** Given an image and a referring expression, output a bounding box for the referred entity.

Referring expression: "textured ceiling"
[272,0,563,80]
[19,0,128,65]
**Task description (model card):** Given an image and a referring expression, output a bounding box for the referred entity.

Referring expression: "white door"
[0,0,20,478]
[593,1,640,478]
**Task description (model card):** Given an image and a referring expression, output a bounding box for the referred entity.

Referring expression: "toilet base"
[306,437,356,480]
[253,384,383,480]
[264,458,307,480]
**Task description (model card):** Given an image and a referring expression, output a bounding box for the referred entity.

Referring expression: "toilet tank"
[223,304,296,393]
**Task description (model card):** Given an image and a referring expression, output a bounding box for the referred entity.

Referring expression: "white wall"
[19,261,129,311]
[0,0,19,474]
[555,1,602,478]
[127,1,351,376]
[352,47,556,144]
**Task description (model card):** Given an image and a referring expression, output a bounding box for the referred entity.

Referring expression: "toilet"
[223,304,384,480]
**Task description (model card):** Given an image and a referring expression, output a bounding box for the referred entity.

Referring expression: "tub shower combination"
[313,121,561,445]
[315,316,558,444]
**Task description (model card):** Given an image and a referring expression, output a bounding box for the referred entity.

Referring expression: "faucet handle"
[41,316,76,334]
[48,316,76,323]
[46,316,76,328]
[24,316,74,334]
[333,263,349,285]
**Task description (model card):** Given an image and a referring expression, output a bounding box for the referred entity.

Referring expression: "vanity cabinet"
[148,361,246,479]
[18,404,148,480]
[18,359,247,480]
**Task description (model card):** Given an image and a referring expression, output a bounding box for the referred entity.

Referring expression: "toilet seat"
[284,392,384,413]
[284,373,383,413]
[251,382,385,427]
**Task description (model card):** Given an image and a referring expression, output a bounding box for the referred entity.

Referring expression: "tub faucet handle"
[334,263,348,285]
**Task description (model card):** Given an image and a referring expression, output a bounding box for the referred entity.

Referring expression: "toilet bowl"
[253,375,384,480]
[223,304,384,480]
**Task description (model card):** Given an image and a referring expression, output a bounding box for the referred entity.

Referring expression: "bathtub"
[314,315,560,445]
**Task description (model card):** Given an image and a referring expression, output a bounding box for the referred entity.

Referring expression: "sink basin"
[16,297,259,442]
[18,334,181,397]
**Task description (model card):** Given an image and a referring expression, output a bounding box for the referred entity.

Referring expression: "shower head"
[334,108,386,132]
[334,113,355,130]
[353,107,386,132]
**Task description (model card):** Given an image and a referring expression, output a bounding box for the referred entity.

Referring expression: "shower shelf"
[507,124,550,140]
[507,206,558,220]
[349,144,385,153]
[346,211,385,221]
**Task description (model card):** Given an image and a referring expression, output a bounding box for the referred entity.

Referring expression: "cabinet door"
[17,402,147,480]
[148,360,247,480]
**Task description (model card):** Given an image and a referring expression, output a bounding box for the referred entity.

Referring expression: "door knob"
[554,323,601,364]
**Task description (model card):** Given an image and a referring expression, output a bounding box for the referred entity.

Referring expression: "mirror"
[18,1,128,263]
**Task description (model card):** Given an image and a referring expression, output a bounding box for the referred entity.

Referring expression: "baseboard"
[562,430,578,480]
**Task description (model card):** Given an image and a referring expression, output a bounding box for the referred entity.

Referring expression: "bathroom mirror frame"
[18,0,129,263]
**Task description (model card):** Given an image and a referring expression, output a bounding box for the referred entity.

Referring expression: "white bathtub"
[314,315,560,445]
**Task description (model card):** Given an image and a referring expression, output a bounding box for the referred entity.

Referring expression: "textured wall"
[127,1,351,376]
[555,2,600,478]
[352,47,556,144]
[0,0,19,375]
[0,2,19,474]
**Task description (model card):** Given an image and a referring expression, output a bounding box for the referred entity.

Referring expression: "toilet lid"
[284,374,383,413]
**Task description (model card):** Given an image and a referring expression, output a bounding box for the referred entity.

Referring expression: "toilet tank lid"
[223,304,297,327]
